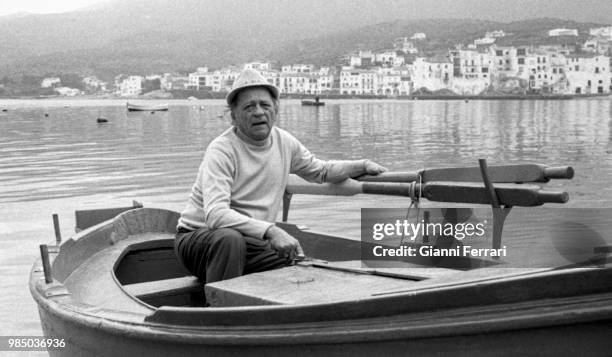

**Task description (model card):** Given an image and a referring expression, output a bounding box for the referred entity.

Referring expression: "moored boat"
[126,102,169,112]
[301,100,325,106]
[301,96,325,106]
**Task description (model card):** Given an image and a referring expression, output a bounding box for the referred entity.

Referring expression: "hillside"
[0,0,608,82]
[270,18,602,66]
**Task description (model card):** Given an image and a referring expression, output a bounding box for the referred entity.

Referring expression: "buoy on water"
[96,117,108,123]
[44,113,49,117]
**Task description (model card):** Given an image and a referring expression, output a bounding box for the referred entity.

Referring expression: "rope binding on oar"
[400,175,422,246]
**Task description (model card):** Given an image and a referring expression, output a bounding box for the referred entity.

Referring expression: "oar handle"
[537,190,569,204]
[361,182,413,196]
[287,176,415,197]
[356,171,420,182]
[286,176,363,196]
[543,166,574,180]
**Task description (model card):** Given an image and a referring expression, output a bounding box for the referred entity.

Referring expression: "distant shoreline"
[0,93,610,101]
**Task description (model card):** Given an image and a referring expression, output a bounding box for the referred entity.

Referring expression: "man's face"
[231,87,278,142]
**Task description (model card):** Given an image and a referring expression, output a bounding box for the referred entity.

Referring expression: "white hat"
[226,68,280,105]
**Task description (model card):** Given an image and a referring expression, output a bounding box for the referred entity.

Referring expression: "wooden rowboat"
[126,102,169,112]
[29,163,612,356]
[30,206,612,356]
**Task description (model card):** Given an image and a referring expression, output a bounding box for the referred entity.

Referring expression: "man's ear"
[230,111,236,124]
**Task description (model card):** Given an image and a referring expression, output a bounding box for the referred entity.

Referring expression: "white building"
[82,76,107,92]
[317,67,332,76]
[349,51,374,68]
[485,30,506,38]
[547,52,570,93]
[243,62,272,71]
[188,67,209,90]
[339,68,379,95]
[278,71,333,95]
[188,67,240,92]
[451,50,493,80]
[474,37,495,46]
[516,51,553,91]
[548,28,579,37]
[411,57,452,92]
[582,38,611,55]
[411,32,426,40]
[374,51,404,67]
[565,55,611,94]
[448,50,493,94]
[377,67,411,96]
[168,75,190,90]
[589,26,612,40]
[491,46,520,78]
[118,76,143,97]
[41,77,61,88]
[281,64,315,73]
[393,37,418,54]
[158,73,177,91]
[54,87,81,96]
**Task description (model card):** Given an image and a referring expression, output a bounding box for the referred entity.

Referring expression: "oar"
[356,164,574,183]
[286,176,568,207]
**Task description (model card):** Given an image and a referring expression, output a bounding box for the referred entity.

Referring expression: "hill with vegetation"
[0,0,606,97]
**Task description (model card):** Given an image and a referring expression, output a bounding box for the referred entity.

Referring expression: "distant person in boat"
[175,68,387,284]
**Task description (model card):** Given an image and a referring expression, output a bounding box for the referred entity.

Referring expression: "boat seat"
[123,276,202,306]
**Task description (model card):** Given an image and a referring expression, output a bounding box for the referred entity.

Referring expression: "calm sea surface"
[1,98,611,347]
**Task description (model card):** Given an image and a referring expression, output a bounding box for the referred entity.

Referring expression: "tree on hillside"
[142,78,161,93]
[59,74,85,90]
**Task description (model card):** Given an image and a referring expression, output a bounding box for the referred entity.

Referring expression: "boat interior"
[46,204,611,323]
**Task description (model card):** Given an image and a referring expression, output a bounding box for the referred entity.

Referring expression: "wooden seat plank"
[123,276,201,299]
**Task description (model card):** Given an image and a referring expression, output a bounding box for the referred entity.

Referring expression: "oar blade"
[422,181,569,206]
[421,164,573,183]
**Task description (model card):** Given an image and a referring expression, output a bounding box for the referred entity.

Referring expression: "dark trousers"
[174,227,288,284]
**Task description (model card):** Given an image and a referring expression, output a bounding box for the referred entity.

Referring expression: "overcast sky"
[0,0,110,16]
[0,0,610,23]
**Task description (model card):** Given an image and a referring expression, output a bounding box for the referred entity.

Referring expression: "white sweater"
[178,126,365,238]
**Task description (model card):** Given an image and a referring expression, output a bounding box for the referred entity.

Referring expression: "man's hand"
[364,159,387,175]
[264,225,305,262]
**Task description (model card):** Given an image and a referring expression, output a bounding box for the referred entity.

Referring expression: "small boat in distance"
[301,96,325,106]
[126,102,169,112]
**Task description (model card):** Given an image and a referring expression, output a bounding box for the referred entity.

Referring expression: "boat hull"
[126,103,169,111]
[32,287,612,357]
[301,100,325,106]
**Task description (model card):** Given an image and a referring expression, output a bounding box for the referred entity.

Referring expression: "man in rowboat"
[175,68,387,284]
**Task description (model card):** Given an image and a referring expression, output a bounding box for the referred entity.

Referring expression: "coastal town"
[33,25,612,98]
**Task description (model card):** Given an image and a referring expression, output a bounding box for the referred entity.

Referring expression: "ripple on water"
[0,100,610,206]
